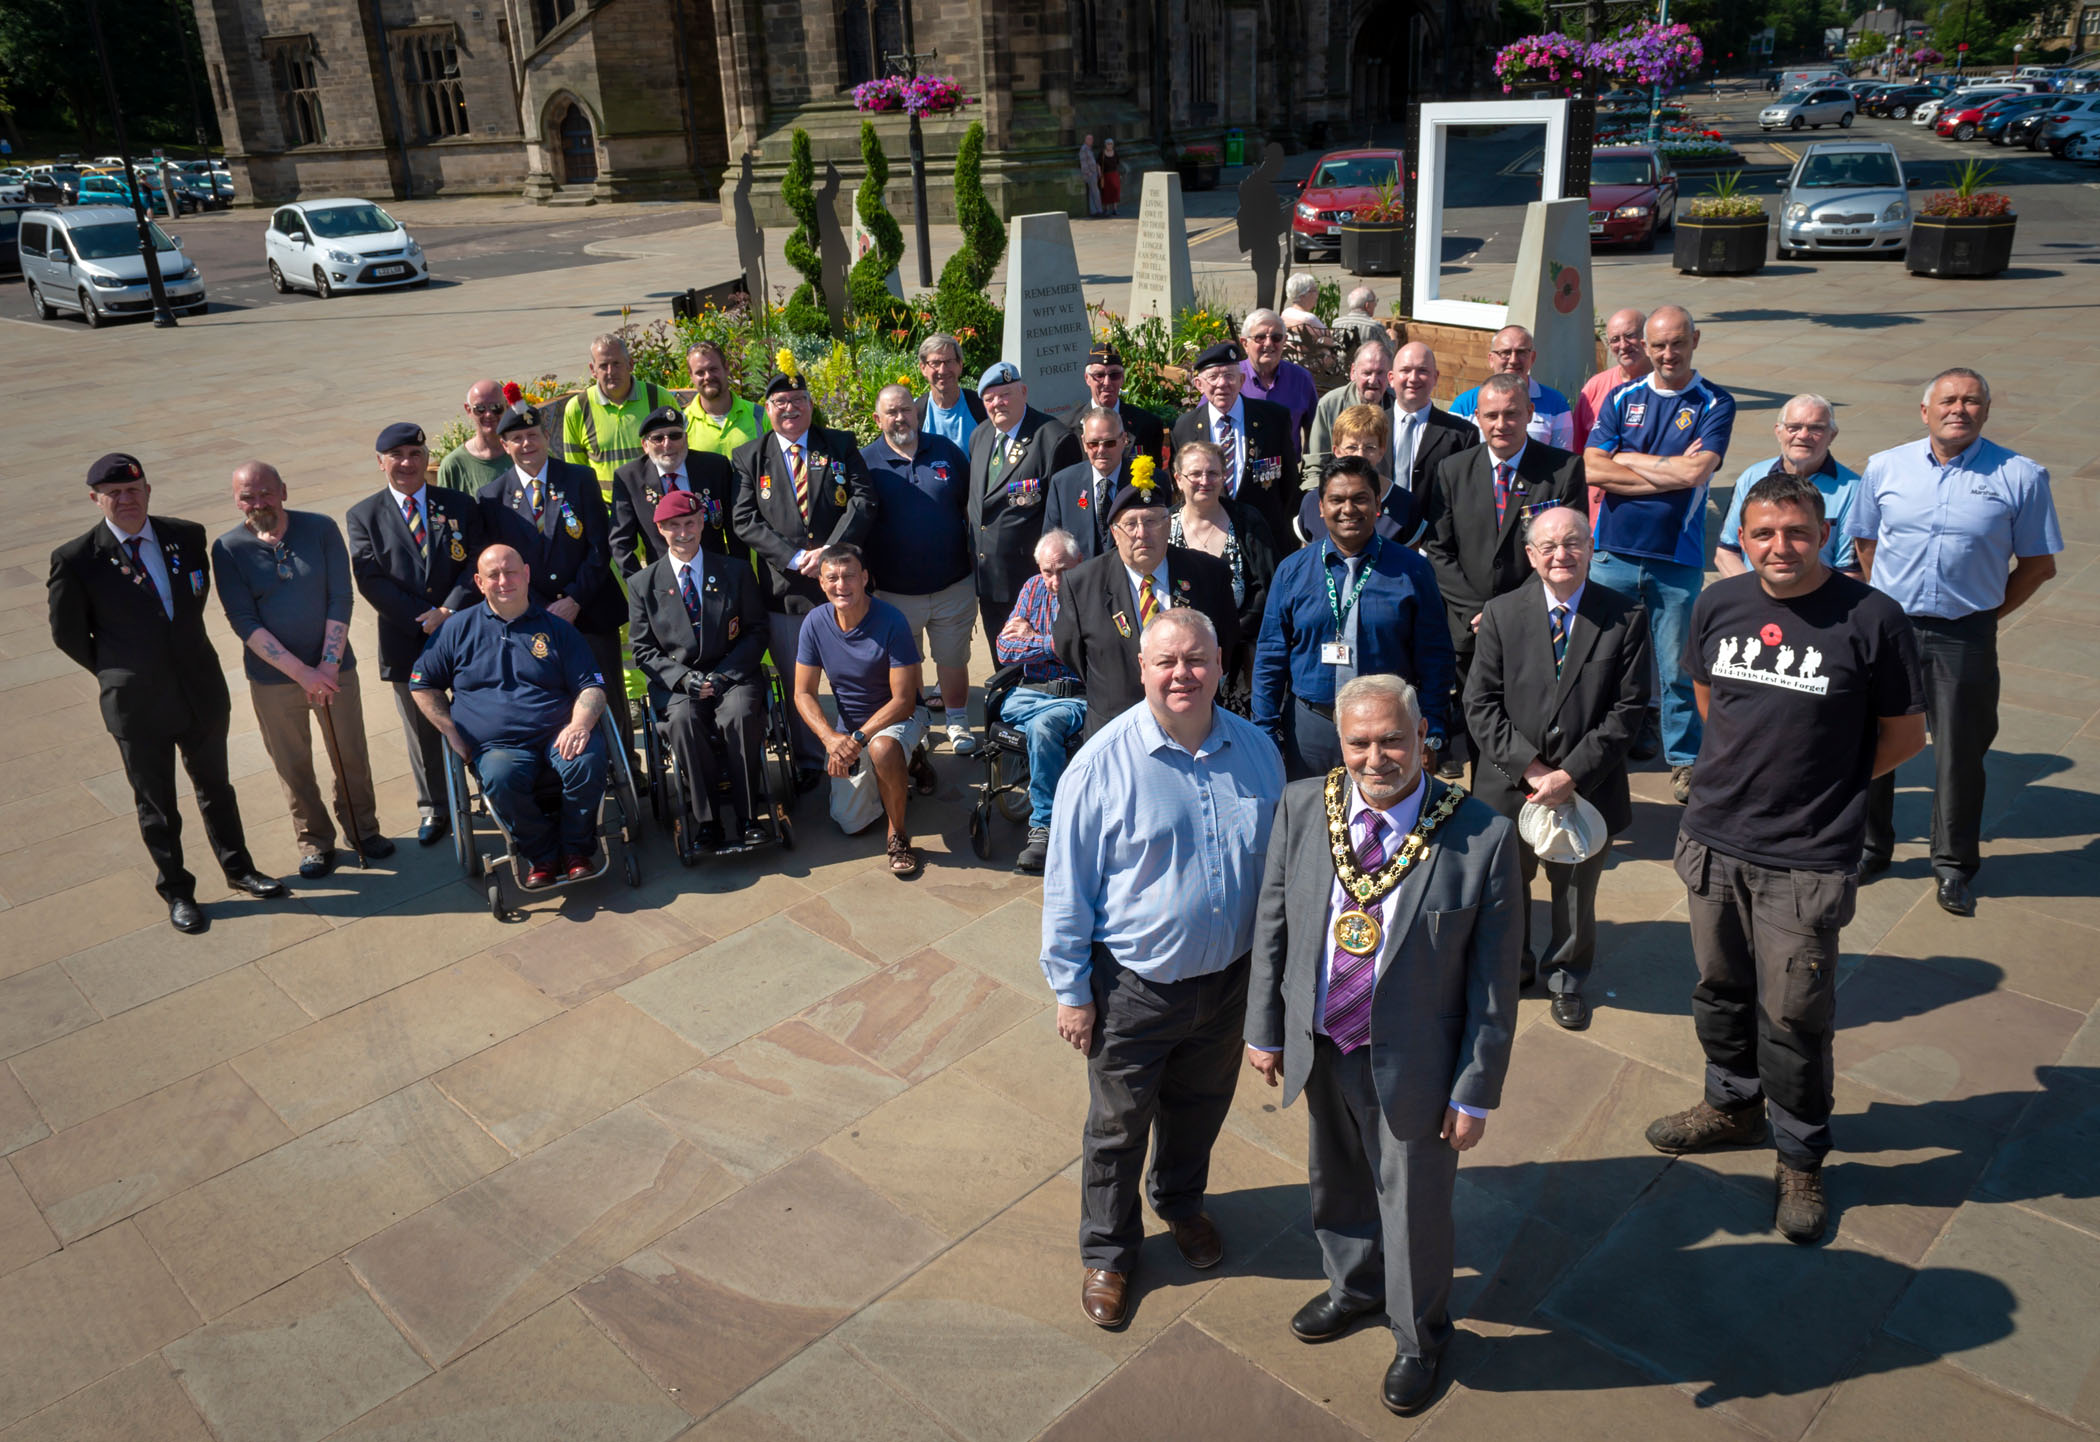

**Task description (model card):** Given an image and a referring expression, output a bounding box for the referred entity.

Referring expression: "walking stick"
[315,701,368,869]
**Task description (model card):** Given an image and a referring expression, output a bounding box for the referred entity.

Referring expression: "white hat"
[1518,794,1609,865]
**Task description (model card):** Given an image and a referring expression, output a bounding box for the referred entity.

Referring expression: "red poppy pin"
[1076,493,1089,510]
[1760,623,1784,647]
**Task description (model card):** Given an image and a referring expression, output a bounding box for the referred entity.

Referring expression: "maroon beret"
[653,490,702,524]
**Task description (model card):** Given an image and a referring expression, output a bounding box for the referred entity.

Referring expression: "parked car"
[0,203,26,278]
[172,173,232,211]
[2044,112,2100,156]
[2006,94,2100,147]
[0,172,25,204]
[24,165,83,206]
[1288,149,1404,263]
[1864,83,1947,118]
[1586,145,1677,250]
[1760,86,1857,130]
[74,173,169,215]
[1776,140,1915,260]
[2066,128,2100,161]
[1939,92,2050,140]
[17,206,207,325]
[264,198,429,296]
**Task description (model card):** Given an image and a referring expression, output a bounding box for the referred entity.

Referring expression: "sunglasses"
[270,541,294,580]
[469,404,504,417]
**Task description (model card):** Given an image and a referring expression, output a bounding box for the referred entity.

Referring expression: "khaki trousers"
[250,668,378,855]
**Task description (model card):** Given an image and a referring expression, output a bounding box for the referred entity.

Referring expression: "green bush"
[848,122,909,330]
[781,129,830,336]
[935,120,1006,374]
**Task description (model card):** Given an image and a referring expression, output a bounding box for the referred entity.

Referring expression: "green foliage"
[935,121,1007,374]
[1847,32,1889,61]
[848,121,909,329]
[1686,168,1763,218]
[780,129,830,336]
[430,418,473,465]
[0,0,220,152]
[1314,279,1342,326]
[1088,301,1239,417]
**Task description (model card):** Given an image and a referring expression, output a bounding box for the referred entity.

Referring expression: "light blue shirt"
[924,395,978,451]
[1716,455,1860,572]
[1847,436,2062,620]
[1039,700,1286,1006]
[107,518,173,619]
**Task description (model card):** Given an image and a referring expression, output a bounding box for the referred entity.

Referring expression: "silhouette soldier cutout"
[815,160,853,334]
[1237,142,1287,313]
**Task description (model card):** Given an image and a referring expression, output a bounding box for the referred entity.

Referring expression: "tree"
[934,121,1005,374]
[1847,31,1889,60]
[847,120,908,328]
[780,129,830,336]
[0,0,218,152]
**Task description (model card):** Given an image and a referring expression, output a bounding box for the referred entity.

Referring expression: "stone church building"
[190,0,1496,216]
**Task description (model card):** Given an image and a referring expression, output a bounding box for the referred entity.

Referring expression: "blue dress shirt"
[1039,701,1286,1006]
[1251,538,1455,736]
[1847,436,2062,620]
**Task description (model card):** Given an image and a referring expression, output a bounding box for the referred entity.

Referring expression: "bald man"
[437,379,514,493]
[1573,309,1650,453]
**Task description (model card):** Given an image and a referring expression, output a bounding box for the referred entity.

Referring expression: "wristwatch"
[850,728,868,746]
[1424,734,1444,752]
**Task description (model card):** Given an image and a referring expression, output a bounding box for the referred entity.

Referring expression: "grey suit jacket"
[1247,775,1523,1140]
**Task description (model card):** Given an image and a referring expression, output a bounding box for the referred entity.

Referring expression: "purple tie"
[1323,809,1389,1054]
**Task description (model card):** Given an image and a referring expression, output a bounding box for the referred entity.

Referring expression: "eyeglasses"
[1489,347,1534,360]
[1527,541,1589,555]
[1245,332,1284,346]
[1086,367,1125,382]
[1082,437,1123,450]
[468,404,504,417]
[1778,423,1831,435]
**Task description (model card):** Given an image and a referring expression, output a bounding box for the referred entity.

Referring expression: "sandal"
[887,833,919,876]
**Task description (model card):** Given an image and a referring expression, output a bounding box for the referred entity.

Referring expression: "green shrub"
[935,121,1006,374]
[781,129,830,336]
[848,121,909,329]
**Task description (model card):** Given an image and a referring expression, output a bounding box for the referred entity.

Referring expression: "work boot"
[1645,1098,1768,1155]
[1774,1162,1829,1244]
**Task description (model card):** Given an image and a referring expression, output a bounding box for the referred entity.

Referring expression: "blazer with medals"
[347,483,487,681]
[1247,775,1523,1139]
[1171,397,1301,555]
[1042,458,1125,560]
[475,458,623,636]
[610,450,741,577]
[1463,575,1651,836]
[1422,439,1586,632]
[627,551,769,700]
[968,407,1079,614]
[731,425,876,615]
[1050,544,1242,738]
[49,516,230,741]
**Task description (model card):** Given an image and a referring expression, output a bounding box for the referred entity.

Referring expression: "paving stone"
[0,965,99,1061]
[953,1007,1092,1129]
[1802,1335,2096,1442]
[12,966,311,1131]
[0,1357,213,1442]
[0,1165,57,1276]
[1419,1329,1766,1442]
[231,954,560,1133]
[619,914,875,1054]
[0,874,171,984]
[935,895,1049,997]
[787,868,975,965]
[683,1336,953,1442]
[0,818,175,907]
[0,1222,198,1429]
[575,1152,942,1415]
[64,905,331,1018]
[160,1261,430,1442]
[803,946,1040,1082]
[435,993,704,1155]
[328,1299,691,1442]
[640,1020,907,1180]
[254,893,537,1017]
[485,904,701,1006]
[1815,1082,2002,1265]
[0,1071,46,1157]
[135,1082,509,1319]
[654,867,818,945]
[12,1064,292,1245]
[347,1101,738,1363]
[1873,895,2100,1013]
[839,1296,1116,1442]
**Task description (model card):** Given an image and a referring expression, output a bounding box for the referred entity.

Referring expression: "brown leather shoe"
[1166,1213,1224,1270]
[1081,1268,1129,1328]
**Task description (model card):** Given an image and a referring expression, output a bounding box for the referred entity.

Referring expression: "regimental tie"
[125,537,171,619]
[788,443,810,521]
[1323,808,1389,1054]
[1493,461,1513,526]
[404,493,428,558]
[1550,602,1569,676]
[679,562,704,625]
[1137,574,1163,628]
[1215,415,1240,491]
[526,476,544,525]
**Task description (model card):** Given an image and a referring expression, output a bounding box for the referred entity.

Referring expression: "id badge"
[1321,641,1354,667]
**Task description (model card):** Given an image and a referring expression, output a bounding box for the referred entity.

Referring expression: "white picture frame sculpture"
[1411,99,1572,330]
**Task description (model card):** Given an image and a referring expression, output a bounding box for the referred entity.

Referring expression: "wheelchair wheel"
[994,751,1032,824]
[622,844,640,887]
[776,808,796,851]
[643,706,669,828]
[485,874,504,918]
[445,751,481,879]
[969,801,992,859]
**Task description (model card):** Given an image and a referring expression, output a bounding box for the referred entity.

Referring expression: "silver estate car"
[1761,86,1857,131]
[1777,141,1916,259]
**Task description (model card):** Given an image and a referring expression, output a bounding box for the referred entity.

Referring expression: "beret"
[638,404,684,438]
[86,452,146,488]
[653,490,702,524]
[495,402,542,437]
[763,372,807,398]
[978,360,1023,391]
[1193,341,1245,372]
[1107,480,1168,522]
[375,421,425,452]
[1087,344,1123,368]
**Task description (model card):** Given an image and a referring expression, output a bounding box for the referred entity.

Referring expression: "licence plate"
[1589,223,1605,233]
[1835,228,1860,236]
[371,264,409,277]
[1325,225,1340,235]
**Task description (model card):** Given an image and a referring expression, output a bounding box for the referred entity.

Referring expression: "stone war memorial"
[1128,172,1195,322]
[1001,212,1094,424]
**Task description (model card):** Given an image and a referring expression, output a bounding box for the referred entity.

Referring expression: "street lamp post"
[886,0,937,290]
[84,0,177,327]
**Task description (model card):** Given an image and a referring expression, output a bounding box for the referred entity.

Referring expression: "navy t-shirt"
[859,434,973,596]
[796,597,922,731]
[409,602,604,752]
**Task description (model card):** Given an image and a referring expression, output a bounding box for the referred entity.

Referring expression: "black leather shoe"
[1936,875,1975,916]
[169,897,208,933]
[740,820,769,846]
[1629,712,1662,763]
[358,834,397,860]
[418,817,449,846]
[298,850,338,880]
[1858,852,1892,880]
[1552,992,1590,1030]
[1290,1292,1380,1344]
[226,871,289,899]
[1382,1350,1443,1416]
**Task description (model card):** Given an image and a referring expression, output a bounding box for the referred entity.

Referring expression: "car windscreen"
[1779,89,1811,103]
[1312,159,1398,189]
[304,204,399,239]
[67,221,179,258]
[1591,156,1655,185]
[1795,153,1902,188]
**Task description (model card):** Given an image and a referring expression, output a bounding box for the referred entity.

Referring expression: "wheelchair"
[967,663,1080,861]
[444,709,644,920]
[638,663,799,866]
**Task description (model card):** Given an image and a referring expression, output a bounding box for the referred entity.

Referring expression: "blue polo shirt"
[1717,454,1861,572]
[1847,436,2061,620]
[1589,372,1737,568]
[860,434,973,596]
[408,602,604,753]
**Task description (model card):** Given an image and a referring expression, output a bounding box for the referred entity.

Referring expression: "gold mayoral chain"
[1324,769,1465,956]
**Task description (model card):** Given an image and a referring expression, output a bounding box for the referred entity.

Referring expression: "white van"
[18,206,207,326]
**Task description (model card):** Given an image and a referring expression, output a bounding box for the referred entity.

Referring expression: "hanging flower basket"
[1494,22,1704,95]
[851,76,971,116]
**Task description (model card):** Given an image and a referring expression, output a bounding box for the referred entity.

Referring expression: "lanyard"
[1323,536,1381,632]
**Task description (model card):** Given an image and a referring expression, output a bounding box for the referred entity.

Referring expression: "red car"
[1587,145,1678,250]
[1290,149,1404,263]
[1936,97,2033,140]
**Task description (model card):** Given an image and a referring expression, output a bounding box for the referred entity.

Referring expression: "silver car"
[1761,86,1857,131]
[1777,141,1915,259]
[17,206,207,325]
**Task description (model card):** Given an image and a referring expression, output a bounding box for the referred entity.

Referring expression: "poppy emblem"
[1076,492,1089,510]
[727,616,740,639]
[932,462,950,483]
[1760,623,1784,647]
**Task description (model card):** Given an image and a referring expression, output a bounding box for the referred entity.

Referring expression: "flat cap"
[638,404,685,438]
[1087,343,1123,368]
[978,360,1023,391]
[375,422,426,453]
[763,372,807,398]
[653,490,702,524]
[495,402,542,437]
[1193,341,1245,372]
[86,452,146,488]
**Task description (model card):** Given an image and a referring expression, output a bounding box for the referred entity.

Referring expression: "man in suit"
[1042,405,1128,560]
[629,491,771,850]
[1052,479,1240,738]
[968,361,1080,644]
[1464,506,1651,1029]
[49,454,289,933]
[732,370,877,784]
[611,404,740,576]
[481,401,628,760]
[1083,343,1168,469]
[1246,673,1521,1417]
[347,420,488,845]
[1425,373,1587,780]
[1389,342,1477,529]
[1172,341,1300,554]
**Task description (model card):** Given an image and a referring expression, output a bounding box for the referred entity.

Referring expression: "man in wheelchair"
[628,491,771,849]
[409,544,609,888]
[995,528,1088,873]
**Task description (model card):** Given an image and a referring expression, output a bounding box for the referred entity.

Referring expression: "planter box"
[1673,213,1768,276]
[1177,160,1222,192]
[1906,214,2015,277]
[1340,221,1407,276]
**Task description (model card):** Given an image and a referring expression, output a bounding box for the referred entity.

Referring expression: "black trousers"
[664,680,765,830]
[1519,842,1611,995]
[1081,948,1249,1272]
[392,681,448,819]
[115,712,255,902]
[1864,610,1998,881]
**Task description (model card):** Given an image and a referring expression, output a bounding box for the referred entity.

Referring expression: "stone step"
[548,188,597,207]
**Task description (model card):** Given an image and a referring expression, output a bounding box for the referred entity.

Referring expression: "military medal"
[645,487,660,505]
[834,484,847,506]
[561,499,582,538]
[1325,770,1465,952]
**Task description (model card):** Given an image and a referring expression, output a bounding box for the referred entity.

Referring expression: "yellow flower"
[775,347,798,377]
[1130,455,1157,496]
[897,373,912,385]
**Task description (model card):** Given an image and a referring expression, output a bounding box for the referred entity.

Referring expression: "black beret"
[375,422,426,453]
[638,404,685,438]
[86,452,146,488]
[763,372,808,398]
[495,402,543,437]
[1107,480,1169,522]
[1193,341,1246,372]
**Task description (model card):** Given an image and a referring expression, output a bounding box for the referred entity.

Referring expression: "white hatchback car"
[263,198,427,297]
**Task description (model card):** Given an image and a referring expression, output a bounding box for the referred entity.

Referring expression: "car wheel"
[268,260,288,294]
[1893,104,1910,117]
[1775,244,1794,260]
[1840,111,1854,127]
[1790,115,1805,130]
[79,288,103,328]
[313,266,333,299]
[26,280,53,320]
